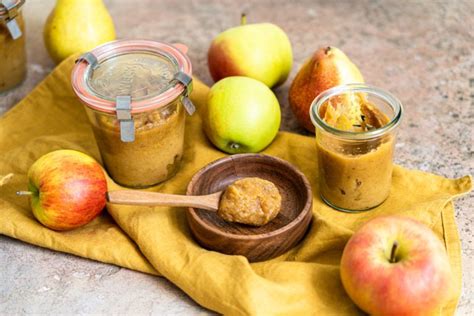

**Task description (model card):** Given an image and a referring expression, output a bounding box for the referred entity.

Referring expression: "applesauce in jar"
[310,84,403,212]
[0,0,26,92]
[72,40,195,188]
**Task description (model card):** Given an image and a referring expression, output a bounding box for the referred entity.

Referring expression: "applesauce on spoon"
[218,177,282,226]
[106,176,283,226]
[310,84,403,212]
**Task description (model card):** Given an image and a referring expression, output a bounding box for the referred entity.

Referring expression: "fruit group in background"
[44,0,116,64]
[208,14,292,88]
[23,150,107,230]
[204,76,281,154]
[340,216,453,316]
[289,46,364,132]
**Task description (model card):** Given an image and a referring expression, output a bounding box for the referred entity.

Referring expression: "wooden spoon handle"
[106,190,220,211]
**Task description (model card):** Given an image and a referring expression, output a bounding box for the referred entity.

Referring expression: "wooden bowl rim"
[186,154,313,240]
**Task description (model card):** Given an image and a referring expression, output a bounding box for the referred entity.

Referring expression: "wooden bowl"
[186,154,313,262]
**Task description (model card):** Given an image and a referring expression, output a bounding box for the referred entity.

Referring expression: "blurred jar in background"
[0,0,26,92]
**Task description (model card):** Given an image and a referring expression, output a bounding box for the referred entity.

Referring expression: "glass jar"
[0,0,26,92]
[72,40,195,188]
[310,84,403,212]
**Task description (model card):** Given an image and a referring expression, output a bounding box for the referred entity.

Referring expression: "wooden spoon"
[106,190,223,211]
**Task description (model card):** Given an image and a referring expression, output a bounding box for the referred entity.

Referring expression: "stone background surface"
[0,0,472,314]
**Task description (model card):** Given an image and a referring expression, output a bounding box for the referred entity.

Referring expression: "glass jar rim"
[71,39,192,114]
[309,83,403,139]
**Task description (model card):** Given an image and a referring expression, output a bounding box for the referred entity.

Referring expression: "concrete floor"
[0,0,472,314]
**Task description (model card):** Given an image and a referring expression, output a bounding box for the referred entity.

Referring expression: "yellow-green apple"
[203,76,281,154]
[289,46,364,132]
[207,14,292,88]
[340,216,453,316]
[19,150,107,231]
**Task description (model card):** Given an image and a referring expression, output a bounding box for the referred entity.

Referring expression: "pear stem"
[241,13,247,25]
[389,241,399,263]
[16,191,32,196]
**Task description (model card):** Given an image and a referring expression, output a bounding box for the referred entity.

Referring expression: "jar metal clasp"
[173,71,196,115]
[75,52,99,70]
[115,96,135,143]
[1,0,22,40]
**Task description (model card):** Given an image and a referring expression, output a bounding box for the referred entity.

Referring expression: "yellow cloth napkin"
[0,56,471,315]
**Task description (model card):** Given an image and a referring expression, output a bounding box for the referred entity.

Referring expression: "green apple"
[207,14,292,88]
[204,76,281,154]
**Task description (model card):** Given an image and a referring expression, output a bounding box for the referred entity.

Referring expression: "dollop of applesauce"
[319,93,389,131]
[218,177,282,226]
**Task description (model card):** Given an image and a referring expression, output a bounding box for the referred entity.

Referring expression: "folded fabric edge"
[0,199,160,277]
[0,230,161,276]
[441,202,463,315]
[0,224,161,276]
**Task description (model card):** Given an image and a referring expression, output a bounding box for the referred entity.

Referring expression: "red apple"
[340,216,453,316]
[22,149,107,231]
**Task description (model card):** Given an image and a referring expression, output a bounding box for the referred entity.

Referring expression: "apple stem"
[390,241,399,263]
[229,142,240,150]
[241,13,247,25]
[16,191,32,196]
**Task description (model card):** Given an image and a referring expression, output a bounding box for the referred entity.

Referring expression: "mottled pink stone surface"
[1,0,472,314]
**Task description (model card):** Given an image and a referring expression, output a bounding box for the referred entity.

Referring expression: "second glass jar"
[310,84,403,212]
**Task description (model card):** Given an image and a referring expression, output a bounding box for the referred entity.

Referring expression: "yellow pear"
[43,0,116,64]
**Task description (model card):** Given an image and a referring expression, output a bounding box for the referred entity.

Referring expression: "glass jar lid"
[72,39,194,143]
[72,39,194,115]
[87,52,177,101]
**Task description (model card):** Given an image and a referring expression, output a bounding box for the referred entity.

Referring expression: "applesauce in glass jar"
[310,84,403,212]
[72,40,195,188]
[0,0,26,92]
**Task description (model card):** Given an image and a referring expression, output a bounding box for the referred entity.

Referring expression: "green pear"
[208,14,292,88]
[44,0,116,64]
[204,76,281,154]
